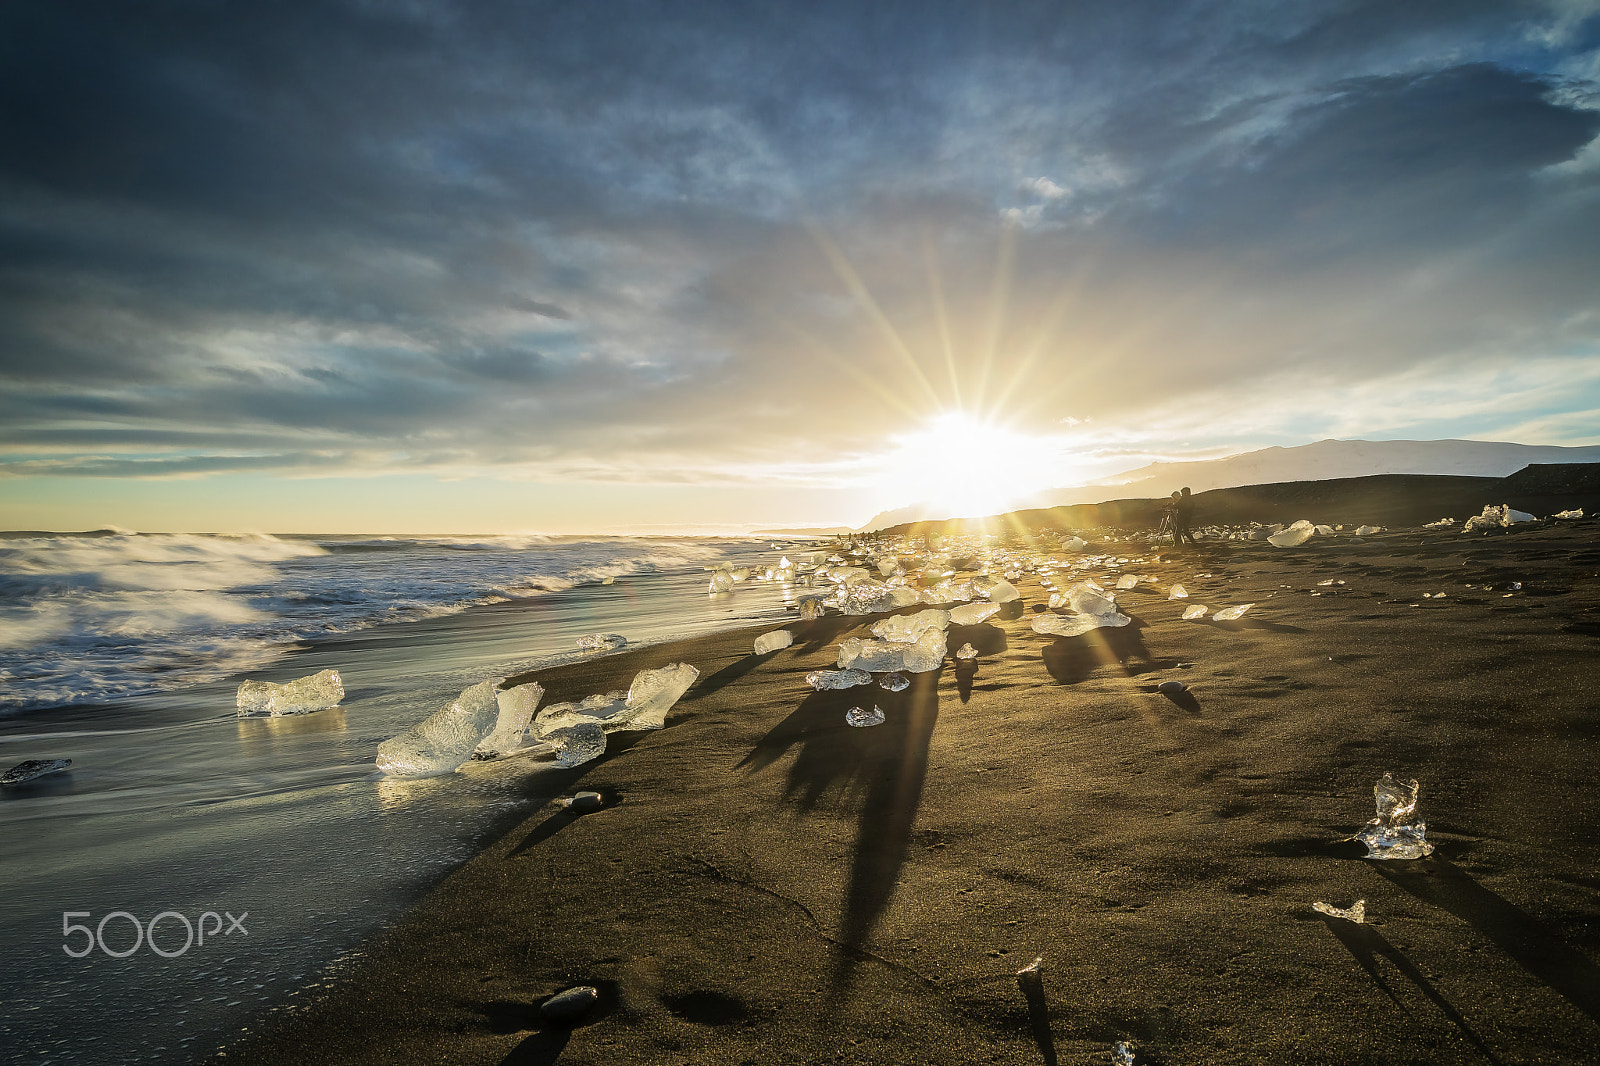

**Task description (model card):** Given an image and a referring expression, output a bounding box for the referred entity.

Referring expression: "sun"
[877,411,1063,519]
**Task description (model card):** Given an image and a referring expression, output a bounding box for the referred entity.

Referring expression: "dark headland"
[213,469,1600,1065]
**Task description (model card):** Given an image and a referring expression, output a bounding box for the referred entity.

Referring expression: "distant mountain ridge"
[857,438,1600,531]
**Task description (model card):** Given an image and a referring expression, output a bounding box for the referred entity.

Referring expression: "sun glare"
[878,411,1060,519]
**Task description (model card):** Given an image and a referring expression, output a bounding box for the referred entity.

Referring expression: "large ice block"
[709,570,735,593]
[474,682,545,759]
[949,601,1001,626]
[1268,520,1315,547]
[1063,582,1118,617]
[1352,772,1435,859]
[236,669,344,717]
[1032,612,1129,637]
[620,662,699,730]
[871,609,949,643]
[376,678,502,777]
[754,629,794,655]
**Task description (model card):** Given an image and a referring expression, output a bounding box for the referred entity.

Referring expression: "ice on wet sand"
[1168,583,1188,599]
[576,633,626,652]
[1033,611,1129,637]
[543,722,606,768]
[871,609,949,643]
[619,662,699,731]
[1268,519,1315,547]
[807,668,873,690]
[474,681,545,759]
[1352,772,1435,859]
[845,705,886,727]
[1182,604,1208,620]
[948,601,1001,626]
[753,629,794,655]
[878,672,910,692]
[376,678,502,777]
[236,668,344,717]
[1213,603,1254,621]
[1313,900,1366,923]
[1,758,72,785]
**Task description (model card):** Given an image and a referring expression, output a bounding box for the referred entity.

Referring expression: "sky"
[2,0,1599,534]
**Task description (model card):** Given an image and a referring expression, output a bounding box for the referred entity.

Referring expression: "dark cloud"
[1,0,1597,482]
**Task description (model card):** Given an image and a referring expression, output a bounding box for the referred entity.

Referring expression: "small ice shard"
[807,668,873,690]
[376,678,503,777]
[619,662,699,731]
[1168,583,1188,599]
[575,632,626,652]
[1016,955,1043,978]
[236,668,344,717]
[1353,524,1383,535]
[1509,581,1522,591]
[837,637,862,668]
[949,601,1001,626]
[1155,680,1186,695]
[564,790,604,812]
[955,642,978,660]
[871,609,949,643]
[1268,520,1315,547]
[541,985,600,1025]
[1351,772,1435,859]
[1,758,71,786]
[1115,574,1139,590]
[473,682,545,759]
[879,672,910,692]
[754,629,794,655]
[845,705,886,727]
[798,596,827,621]
[984,579,1020,603]
[902,628,947,672]
[1112,1040,1136,1066]
[709,570,735,593]
[1554,507,1584,519]
[1212,603,1254,621]
[1032,612,1130,637]
[1313,899,1366,923]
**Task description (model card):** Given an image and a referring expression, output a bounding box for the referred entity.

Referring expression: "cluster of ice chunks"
[236,669,344,718]
[377,679,504,777]
[753,629,794,655]
[709,569,735,593]
[837,629,947,673]
[807,667,873,690]
[575,633,626,652]
[1463,504,1538,533]
[1212,603,1254,621]
[1352,772,1435,859]
[473,682,546,759]
[1268,519,1316,548]
[529,662,701,768]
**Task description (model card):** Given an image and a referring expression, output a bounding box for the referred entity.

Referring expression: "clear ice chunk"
[1064,582,1118,616]
[845,705,886,727]
[1168,584,1188,599]
[545,721,607,768]
[620,662,699,731]
[1313,899,1366,923]
[1115,574,1139,590]
[1,758,71,785]
[955,643,978,660]
[376,678,503,777]
[807,668,873,690]
[474,682,545,759]
[1212,603,1254,621]
[878,672,910,692]
[1268,520,1315,547]
[1032,612,1130,637]
[1555,507,1584,519]
[1352,772,1435,859]
[1063,536,1088,551]
[575,632,627,652]
[949,601,1001,626]
[1112,1040,1136,1066]
[984,579,1020,603]
[709,570,734,593]
[1182,604,1207,620]
[236,669,344,717]
[799,595,828,621]
[871,609,949,643]
[838,580,898,615]
[754,629,794,655]
[890,586,923,608]
[1354,524,1383,535]
[842,639,910,672]
[901,628,947,673]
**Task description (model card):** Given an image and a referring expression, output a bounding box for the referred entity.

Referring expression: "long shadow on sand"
[1040,622,1153,685]
[736,670,941,1001]
[1370,856,1600,1025]
[1320,915,1501,1063]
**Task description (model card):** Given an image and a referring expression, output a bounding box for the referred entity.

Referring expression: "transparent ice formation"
[1168,583,1188,599]
[799,596,828,621]
[473,682,545,759]
[1268,520,1315,547]
[924,578,976,604]
[236,668,344,717]
[1,758,71,786]
[871,609,949,643]
[889,586,923,608]
[838,581,898,615]
[1315,524,1336,535]
[1032,611,1130,637]
[1112,1040,1136,1066]
[878,672,910,692]
[1354,524,1383,535]
[534,692,630,738]
[1182,604,1207,620]
[807,668,873,690]
[1115,574,1140,590]
[949,601,1001,626]
[544,721,607,768]
[575,632,626,652]
[1016,955,1043,977]
[902,628,947,673]
[955,643,978,661]
[1062,536,1088,551]
[731,567,751,582]
[845,705,886,727]
[984,579,1020,603]
[1313,899,1366,923]
[709,569,735,593]
[621,662,699,731]
[602,575,616,585]
[1212,603,1254,621]
[839,638,907,672]
[1352,772,1435,859]
[1064,582,1118,617]
[754,629,794,655]
[376,678,503,777]
[1464,504,1537,532]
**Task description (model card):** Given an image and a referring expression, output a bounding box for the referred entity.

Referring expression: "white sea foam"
[0,532,739,713]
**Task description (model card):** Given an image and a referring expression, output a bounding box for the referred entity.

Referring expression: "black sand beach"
[215,521,1600,1065]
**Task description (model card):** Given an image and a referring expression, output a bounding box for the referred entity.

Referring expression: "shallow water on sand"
[0,542,801,1064]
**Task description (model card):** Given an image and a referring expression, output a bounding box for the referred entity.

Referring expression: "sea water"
[0,532,804,1064]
